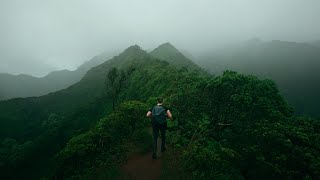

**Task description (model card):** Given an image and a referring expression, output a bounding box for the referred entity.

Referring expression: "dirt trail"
[120,139,163,180]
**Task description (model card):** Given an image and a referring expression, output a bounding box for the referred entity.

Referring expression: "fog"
[0,0,319,77]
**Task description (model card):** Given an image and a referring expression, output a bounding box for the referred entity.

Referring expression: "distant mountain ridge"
[0,43,201,101]
[0,52,113,100]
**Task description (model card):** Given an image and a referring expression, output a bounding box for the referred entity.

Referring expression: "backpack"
[152,105,167,124]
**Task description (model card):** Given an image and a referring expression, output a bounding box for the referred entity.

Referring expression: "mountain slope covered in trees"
[195,40,320,117]
[0,43,319,179]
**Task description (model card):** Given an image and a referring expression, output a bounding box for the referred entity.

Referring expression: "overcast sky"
[0,0,319,77]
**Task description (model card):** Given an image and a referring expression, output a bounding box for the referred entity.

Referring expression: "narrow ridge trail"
[120,139,164,180]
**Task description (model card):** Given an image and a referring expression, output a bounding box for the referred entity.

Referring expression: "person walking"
[146,97,172,159]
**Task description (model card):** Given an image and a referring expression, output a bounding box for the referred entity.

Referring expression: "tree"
[105,67,135,110]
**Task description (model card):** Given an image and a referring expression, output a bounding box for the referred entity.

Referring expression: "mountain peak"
[150,43,199,69]
[153,42,178,52]
[114,44,148,59]
[123,44,143,53]
[86,44,149,73]
[158,42,176,48]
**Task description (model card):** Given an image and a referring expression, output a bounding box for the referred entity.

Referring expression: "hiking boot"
[152,153,157,159]
[161,147,166,153]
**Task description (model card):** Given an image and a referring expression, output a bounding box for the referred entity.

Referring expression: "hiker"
[146,97,172,159]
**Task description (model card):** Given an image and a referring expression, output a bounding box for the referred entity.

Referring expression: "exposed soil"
[120,139,163,180]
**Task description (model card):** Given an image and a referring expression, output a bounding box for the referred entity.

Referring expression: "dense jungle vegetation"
[0,43,319,179]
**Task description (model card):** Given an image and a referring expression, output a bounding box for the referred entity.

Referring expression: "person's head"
[157,97,163,104]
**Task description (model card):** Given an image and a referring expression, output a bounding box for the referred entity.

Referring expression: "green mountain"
[150,42,200,70]
[0,45,147,138]
[0,43,319,179]
[195,40,320,117]
[0,45,150,178]
[0,52,112,100]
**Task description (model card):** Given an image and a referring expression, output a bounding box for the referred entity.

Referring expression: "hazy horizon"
[1,0,320,77]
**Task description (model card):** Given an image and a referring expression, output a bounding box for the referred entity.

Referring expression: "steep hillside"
[0,52,112,100]
[195,40,320,117]
[0,45,148,139]
[0,45,163,179]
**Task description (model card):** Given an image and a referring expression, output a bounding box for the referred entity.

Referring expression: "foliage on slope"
[50,57,208,179]
[165,71,320,179]
[53,61,320,179]
[53,101,150,179]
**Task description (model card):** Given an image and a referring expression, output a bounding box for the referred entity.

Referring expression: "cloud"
[0,0,319,76]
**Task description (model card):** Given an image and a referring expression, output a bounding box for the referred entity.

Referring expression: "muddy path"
[120,138,164,180]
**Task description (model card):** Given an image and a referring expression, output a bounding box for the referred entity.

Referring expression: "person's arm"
[166,110,172,119]
[146,111,152,117]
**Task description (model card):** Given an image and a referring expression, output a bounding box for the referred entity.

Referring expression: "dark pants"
[152,120,167,153]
